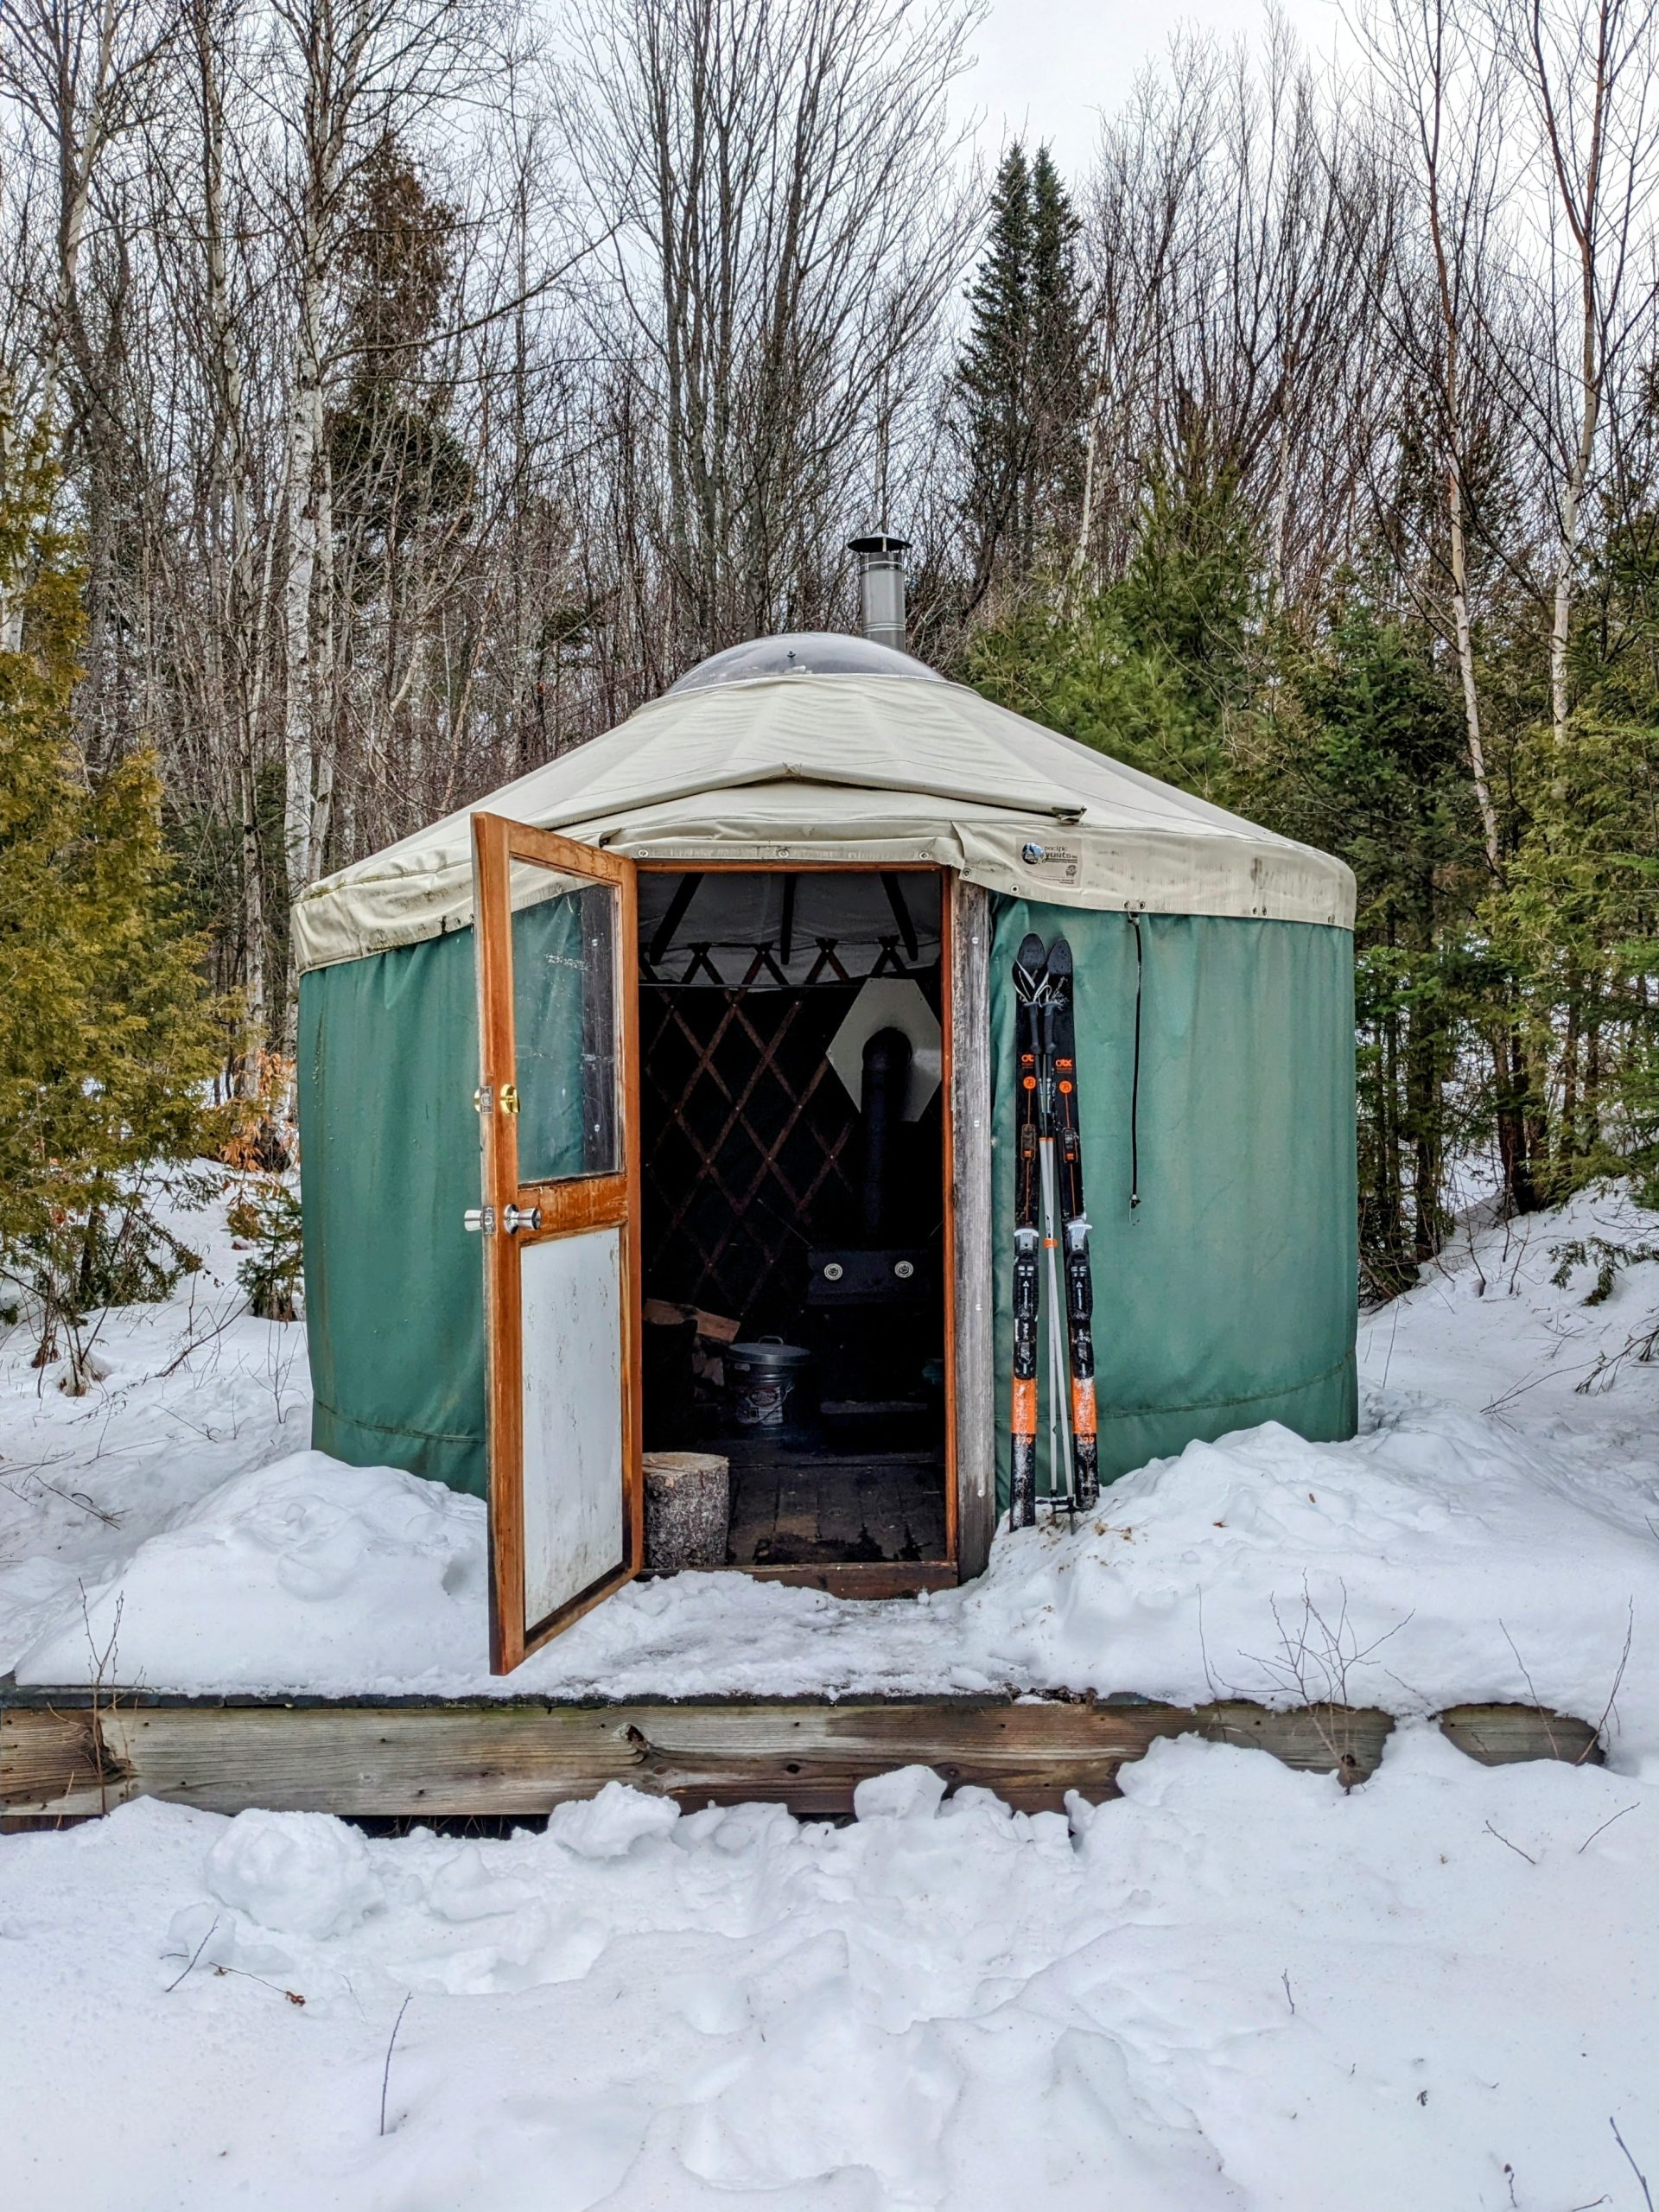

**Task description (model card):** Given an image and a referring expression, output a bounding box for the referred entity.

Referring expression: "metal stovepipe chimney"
[847,532,912,652]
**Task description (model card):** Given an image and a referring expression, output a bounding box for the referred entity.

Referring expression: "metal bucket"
[727,1338,813,1432]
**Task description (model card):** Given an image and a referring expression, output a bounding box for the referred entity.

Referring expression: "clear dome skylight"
[667,631,944,695]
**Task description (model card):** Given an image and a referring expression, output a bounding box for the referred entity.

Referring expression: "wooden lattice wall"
[639,981,866,1327]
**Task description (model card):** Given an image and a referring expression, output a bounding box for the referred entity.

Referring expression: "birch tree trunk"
[1426,123,1500,871]
[1446,460,1500,869]
[1548,324,1600,750]
[193,0,269,1073]
[308,447,337,873]
[283,226,326,933]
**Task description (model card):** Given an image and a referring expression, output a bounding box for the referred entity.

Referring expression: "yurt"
[294,569,1357,1672]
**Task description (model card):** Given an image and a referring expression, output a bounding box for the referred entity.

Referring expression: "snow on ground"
[0,1173,310,1675]
[5,1179,1659,1764]
[5,1731,1657,2209]
[5,1179,1659,2209]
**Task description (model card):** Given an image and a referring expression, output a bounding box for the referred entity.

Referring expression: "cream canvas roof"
[293,668,1355,973]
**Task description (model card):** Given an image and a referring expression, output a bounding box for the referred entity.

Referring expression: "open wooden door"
[471,812,642,1673]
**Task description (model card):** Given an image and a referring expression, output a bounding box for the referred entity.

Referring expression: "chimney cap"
[847,532,911,556]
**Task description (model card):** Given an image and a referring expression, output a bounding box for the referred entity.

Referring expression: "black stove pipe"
[858,1027,912,1243]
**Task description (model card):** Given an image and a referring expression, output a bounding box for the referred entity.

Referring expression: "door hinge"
[462,1206,496,1234]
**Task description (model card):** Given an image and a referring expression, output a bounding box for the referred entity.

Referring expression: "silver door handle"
[464,1204,540,1233]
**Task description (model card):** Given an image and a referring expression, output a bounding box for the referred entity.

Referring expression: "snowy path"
[3,1182,1659,2208]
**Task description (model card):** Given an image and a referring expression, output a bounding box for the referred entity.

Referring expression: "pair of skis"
[1010,932,1099,1526]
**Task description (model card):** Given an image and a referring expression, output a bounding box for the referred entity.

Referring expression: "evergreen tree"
[963,462,1259,798]
[955,143,1089,604]
[0,433,222,1383]
[327,135,471,547]
[1495,505,1659,1198]
[1236,591,1487,1285]
[964,508,1501,1287]
[1028,144,1087,518]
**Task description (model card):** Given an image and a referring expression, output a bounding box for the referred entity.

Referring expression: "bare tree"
[563,0,979,664]
[1504,0,1659,749]
[1077,28,1386,614]
[0,0,178,675]
[1361,0,1510,869]
[185,0,270,1062]
[265,0,486,1036]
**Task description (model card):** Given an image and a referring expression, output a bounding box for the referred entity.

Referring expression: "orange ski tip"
[1011,1378,1038,1433]
[1071,1379,1097,1436]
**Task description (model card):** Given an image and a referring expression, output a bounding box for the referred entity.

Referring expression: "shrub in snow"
[205,1809,383,1937]
[230,1177,303,1322]
[0,447,224,1386]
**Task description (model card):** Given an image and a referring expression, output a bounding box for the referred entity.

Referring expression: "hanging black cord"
[1128,914,1143,1210]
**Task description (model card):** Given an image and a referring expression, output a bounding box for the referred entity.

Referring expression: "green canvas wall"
[299,926,489,1497]
[299,893,1357,1516]
[987,901,1357,1509]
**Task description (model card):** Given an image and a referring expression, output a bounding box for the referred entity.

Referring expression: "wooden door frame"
[635,857,992,1591]
[949,876,996,1578]
[474,813,644,1673]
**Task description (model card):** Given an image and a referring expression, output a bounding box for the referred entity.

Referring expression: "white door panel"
[519,1225,625,1631]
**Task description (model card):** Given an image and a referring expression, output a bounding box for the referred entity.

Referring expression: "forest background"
[3,0,1659,1324]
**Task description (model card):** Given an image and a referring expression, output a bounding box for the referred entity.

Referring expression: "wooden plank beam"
[2,1694,1389,1821]
[0,1692,1601,1827]
[1436,1702,1604,1767]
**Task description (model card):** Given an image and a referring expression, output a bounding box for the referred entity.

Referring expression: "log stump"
[643,1452,731,1571]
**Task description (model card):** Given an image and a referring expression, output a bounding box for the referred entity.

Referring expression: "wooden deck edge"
[0,1685,1602,1825]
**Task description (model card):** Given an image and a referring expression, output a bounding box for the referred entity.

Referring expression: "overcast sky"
[960,0,1347,179]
